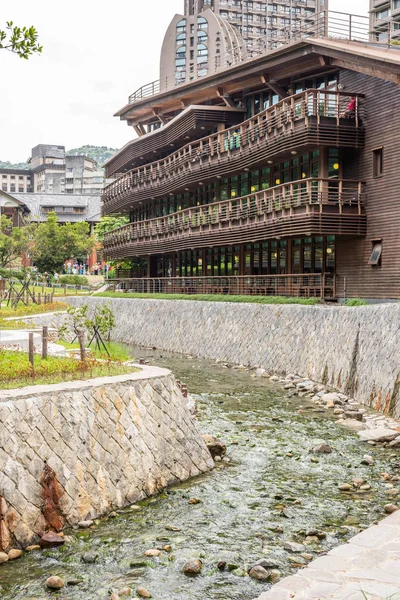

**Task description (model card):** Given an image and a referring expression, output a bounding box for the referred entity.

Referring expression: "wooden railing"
[104,178,364,252]
[107,274,336,299]
[103,89,364,213]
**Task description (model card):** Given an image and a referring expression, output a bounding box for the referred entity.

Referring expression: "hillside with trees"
[0,146,119,170]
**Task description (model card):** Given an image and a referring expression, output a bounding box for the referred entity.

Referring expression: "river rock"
[78,520,94,528]
[137,588,152,598]
[144,549,161,557]
[312,443,333,454]
[40,532,65,548]
[358,428,399,443]
[82,551,98,564]
[8,549,23,560]
[26,545,41,552]
[45,576,64,590]
[188,498,202,505]
[384,504,399,513]
[269,569,282,583]
[283,541,305,553]
[201,434,227,459]
[111,593,121,600]
[361,455,374,465]
[253,557,281,569]
[183,559,202,576]
[119,589,132,597]
[249,565,269,580]
[388,436,400,448]
[338,418,366,431]
[0,552,9,563]
[320,392,340,403]
[339,483,352,491]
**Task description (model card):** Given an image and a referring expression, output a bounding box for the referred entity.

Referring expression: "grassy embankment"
[95,292,322,305]
[0,301,69,329]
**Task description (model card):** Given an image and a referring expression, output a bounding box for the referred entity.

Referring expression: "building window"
[197,16,208,30]
[368,241,382,266]
[373,147,383,177]
[10,185,15,192]
[2,184,7,191]
[176,19,186,34]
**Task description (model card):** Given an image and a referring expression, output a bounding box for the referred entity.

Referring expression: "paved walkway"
[256,510,400,600]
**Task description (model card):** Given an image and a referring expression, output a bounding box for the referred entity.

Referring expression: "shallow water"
[1,348,399,600]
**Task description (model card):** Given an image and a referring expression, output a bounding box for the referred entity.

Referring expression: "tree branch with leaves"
[0,21,42,59]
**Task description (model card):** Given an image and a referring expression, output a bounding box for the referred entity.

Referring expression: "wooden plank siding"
[336,69,400,299]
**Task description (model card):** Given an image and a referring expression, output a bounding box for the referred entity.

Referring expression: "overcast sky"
[1,0,368,162]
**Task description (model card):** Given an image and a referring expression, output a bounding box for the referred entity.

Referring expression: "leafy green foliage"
[59,302,116,348]
[96,292,322,305]
[344,298,368,306]
[0,22,42,59]
[0,267,25,280]
[66,145,119,165]
[30,212,95,273]
[0,160,29,170]
[58,275,89,286]
[0,215,31,268]
[94,216,130,242]
[92,303,115,341]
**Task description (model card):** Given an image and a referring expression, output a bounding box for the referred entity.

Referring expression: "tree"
[94,215,129,242]
[31,212,95,273]
[0,214,30,268]
[0,22,42,59]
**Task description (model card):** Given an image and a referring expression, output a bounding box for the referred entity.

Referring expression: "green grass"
[0,350,136,390]
[60,340,131,362]
[344,298,368,306]
[0,301,68,318]
[95,292,322,305]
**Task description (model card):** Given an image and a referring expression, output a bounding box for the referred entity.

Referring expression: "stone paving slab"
[255,511,400,600]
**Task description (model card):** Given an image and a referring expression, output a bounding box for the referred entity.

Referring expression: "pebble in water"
[183,559,202,576]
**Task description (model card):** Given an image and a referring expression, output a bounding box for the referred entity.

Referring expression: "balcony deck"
[104,178,366,259]
[103,90,364,215]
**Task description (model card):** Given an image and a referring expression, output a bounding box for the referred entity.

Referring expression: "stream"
[1,348,399,600]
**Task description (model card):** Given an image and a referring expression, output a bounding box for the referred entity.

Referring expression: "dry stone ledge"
[32,297,400,420]
[0,365,214,549]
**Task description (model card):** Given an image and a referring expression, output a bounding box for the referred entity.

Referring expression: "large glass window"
[176,19,186,34]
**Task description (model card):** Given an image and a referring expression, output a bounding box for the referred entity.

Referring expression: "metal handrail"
[103,89,363,206]
[107,273,336,299]
[126,10,379,104]
[104,178,364,246]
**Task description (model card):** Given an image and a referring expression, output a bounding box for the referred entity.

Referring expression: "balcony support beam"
[260,74,288,99]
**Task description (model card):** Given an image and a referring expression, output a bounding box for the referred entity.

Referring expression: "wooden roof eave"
[114,41,319,121]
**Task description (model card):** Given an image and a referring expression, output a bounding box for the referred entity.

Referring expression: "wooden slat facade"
[336,71,400,299]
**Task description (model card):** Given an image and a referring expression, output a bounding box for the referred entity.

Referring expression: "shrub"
[59,275,89,286]
[344,298,368,306]
[0,268,25,281]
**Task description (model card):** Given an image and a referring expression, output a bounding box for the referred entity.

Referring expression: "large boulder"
[202,435,227,459]
[358,428,399,443]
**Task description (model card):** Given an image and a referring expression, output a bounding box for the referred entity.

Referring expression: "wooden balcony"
[104,178,366,259]
[103,90,364,215]
[107,273,336,299]
[105,105,246,177]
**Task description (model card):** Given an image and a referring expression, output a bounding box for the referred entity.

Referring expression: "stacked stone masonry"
[44,298,400,419]
[0,366,214,549]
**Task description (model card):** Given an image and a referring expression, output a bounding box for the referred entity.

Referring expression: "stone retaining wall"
[0,366,213,549]
[40,298,400,419]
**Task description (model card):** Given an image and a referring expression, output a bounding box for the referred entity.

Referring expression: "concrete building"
[26,144,105,195]
[161,8,247,89]
[184,0,326,51]
[0,169,32,194]
[369,0,400,42]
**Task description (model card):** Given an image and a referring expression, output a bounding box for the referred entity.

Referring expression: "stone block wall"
[49,298,400,419]
[0,366,214,549]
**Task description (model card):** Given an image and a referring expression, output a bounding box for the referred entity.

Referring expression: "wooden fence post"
[42,326,48,360]
[28,333,34,369]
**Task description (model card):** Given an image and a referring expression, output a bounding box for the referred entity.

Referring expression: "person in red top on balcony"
[340,96,357,118]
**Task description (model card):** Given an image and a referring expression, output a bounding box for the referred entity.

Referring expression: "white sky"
[0,0,368,162]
